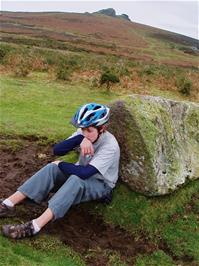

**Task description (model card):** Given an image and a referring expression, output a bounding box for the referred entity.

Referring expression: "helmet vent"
[80,108,88,119]
[86,113,94,121]
[93,105,101,110]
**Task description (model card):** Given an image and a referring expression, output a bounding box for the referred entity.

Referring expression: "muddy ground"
[0,137,158,265]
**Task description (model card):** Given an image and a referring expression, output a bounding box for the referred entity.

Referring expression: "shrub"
[5,53,32,77]
[55,56,81,80]
[100,70,119,92]
[0,48,7,62]
[141,65,156,75]
[101,65,110,72]
[42,50,61,66]
[90,77,99,88]
[115,59,130,76]
[176,76,192,96]
[66,57,79,68]
[0,46,9,63]
[31,56,48,71]
[14,65,30,77]
[117,66,130,76]
[127,60,140,68]
[101,59,130,78]
[56,66,72,80]
[56,59,71,80]
[0,44,15,64]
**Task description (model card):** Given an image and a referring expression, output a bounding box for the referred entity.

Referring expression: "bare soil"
[0,137,157,265]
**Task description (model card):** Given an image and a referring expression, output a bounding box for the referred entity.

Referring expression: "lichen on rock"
[108,95,199,196]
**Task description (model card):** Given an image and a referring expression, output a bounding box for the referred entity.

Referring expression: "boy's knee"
[68,175,84,190]
[40,163,61,179]
[49,162,57,167]
[42,163,55,169]
[69,175,82,183]
[46,162,60,171]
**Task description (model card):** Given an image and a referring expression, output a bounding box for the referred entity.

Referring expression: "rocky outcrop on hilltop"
[96,8,116,17]
[93,8,131,21]
[108,95,199,196]
[118,14,131,21]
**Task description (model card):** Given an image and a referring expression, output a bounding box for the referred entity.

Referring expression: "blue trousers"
[18,163,112,220]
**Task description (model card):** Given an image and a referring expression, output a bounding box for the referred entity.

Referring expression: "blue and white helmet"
[71,103,110,128]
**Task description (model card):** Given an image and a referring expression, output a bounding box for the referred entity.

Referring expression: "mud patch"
[0,137,157,265]
[0,136,53,197]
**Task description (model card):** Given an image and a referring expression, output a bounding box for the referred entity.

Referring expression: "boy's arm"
[53,133,97,178]
[53,135,84,156]
[56,161,99,179]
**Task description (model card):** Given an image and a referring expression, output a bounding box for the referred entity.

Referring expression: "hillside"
[1,10,198,68]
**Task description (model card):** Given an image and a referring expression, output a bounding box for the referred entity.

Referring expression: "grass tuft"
[135,250,175,266]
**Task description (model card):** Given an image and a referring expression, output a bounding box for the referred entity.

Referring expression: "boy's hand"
[80,138,94,157]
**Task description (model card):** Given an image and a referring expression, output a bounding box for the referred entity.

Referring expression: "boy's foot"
[2,221,35,239]
[0,199,16,218]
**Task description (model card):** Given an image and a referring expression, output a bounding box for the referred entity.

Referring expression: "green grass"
[143,36,198,64]
[0,218,85,266]
[93,181,199,263]
[0,234,85,266]
[162,214,199,260]
[94,181,199,234]
[135,250,175,266]
[0,74,116,141]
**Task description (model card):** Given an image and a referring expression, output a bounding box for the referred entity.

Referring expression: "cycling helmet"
[71,103,110,128]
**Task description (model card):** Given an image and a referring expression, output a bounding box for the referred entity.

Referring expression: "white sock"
[3,199,14,207]
[32,219,41,234]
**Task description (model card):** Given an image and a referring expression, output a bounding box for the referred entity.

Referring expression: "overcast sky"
[1,1,199,40]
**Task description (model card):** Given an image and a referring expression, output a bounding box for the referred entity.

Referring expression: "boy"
[0,103,120,239]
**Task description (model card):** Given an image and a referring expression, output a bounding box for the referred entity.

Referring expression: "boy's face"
[82,126,104,143]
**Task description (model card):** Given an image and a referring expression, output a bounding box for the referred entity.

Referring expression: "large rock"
[108,95,199,196]
[118,14,131,21]
[95,8,116,17]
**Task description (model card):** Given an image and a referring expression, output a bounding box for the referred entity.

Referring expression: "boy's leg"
[2,175,111,239]
[1,174,81,239]
[0,191,27,217]
[17,163,67,204]
[6,191,27,206]
[1,163,68,238]
[48,175,111,220]
[48,175,85,220]
[33,177,111,228]
[0,163,67,218]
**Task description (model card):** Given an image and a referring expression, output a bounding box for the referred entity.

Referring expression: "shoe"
[2,221,35,239]
[0,199,16,218]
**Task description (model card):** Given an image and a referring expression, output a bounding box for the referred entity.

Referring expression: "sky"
[1,1,199,40]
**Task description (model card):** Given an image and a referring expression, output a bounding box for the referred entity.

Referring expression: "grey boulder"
[108,95,199,196]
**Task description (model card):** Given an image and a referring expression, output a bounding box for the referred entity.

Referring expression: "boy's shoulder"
[103,131,120,149]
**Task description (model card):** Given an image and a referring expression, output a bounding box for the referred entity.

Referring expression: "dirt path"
[0,137,157,265]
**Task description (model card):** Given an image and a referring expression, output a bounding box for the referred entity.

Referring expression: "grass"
[92,181,199,263]
[143,36,198,64]
[135,250,175,266]
[0,234,85,266]
[0,74,117,142]
[0,72,199,265]
[94,180,199,236]
[162,214,199,260]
